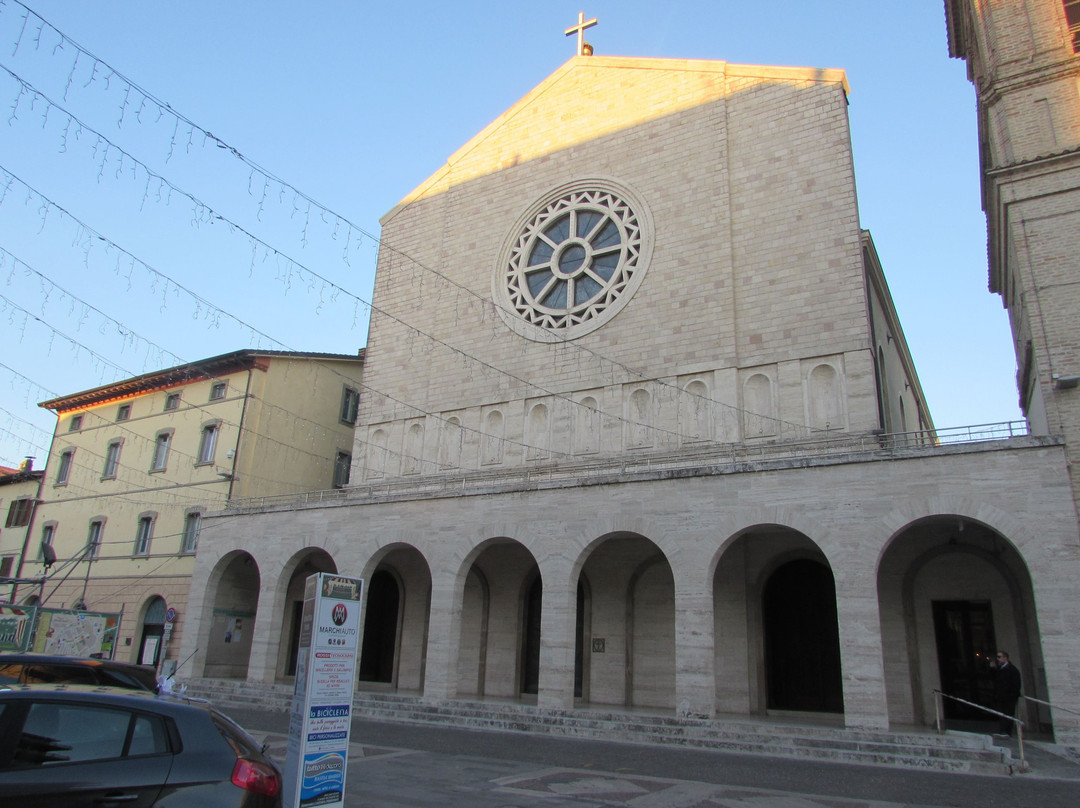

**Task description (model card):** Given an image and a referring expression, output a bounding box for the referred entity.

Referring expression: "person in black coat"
[992,650,1022,737]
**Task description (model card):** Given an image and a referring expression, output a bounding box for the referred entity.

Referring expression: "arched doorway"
[877,516,1048,733]
[137,596,167,668]
[358,569,400,683]
[763,558,843,713]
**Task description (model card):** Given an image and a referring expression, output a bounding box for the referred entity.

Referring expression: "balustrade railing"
[225,421,1034,513]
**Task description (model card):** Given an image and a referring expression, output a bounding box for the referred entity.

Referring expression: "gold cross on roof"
[564,11,598,56]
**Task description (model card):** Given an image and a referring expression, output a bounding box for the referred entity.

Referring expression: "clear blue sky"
[0,1,1020,468]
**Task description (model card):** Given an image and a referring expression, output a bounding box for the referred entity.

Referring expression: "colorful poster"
[0,605,38,652]
[284,574,363,808]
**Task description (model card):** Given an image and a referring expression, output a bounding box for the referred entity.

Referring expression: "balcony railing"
[225,421,1034,513]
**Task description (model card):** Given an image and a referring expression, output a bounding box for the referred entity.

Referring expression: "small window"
[1067,1,1080,52]
[333,451,351,488]
[151,433,171,472]
[181,512,201,554]
[87,520,104,558]
[55,449,74,485]
[0,556,13,577]
[116,404,131,421]
[40,523,56,559]
[164,393,180,411]
[68,414,83,431]
[4,498,34,528]
[102,440,122,479]
[197,424,219,464]
[134,515,154,556]
[209,382,227,401]
[340,386,360,425]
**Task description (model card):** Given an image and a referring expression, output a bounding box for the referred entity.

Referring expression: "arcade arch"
[200,551,260,680]
[576,532,674,710]
[713,526,841,717]
[877,515,1047,733]
[275,549,337,681]
[357,544,431,694]
[456,538,539,700]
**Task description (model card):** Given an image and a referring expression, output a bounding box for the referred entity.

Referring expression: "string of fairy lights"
[0,0,810,468]
[0,1,834,610]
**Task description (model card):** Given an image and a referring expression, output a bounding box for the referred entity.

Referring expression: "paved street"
[228,707,1080,808]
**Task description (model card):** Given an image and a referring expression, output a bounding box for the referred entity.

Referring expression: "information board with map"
[30,608,121,658]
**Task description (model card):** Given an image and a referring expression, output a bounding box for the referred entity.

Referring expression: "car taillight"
[232,758,281,797]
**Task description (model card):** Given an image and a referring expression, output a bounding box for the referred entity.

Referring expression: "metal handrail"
[933,690,1027,772]
[1021,694,1080,718]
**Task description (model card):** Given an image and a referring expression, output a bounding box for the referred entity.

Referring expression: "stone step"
[351,703,1005,772]
[186,679,1013,775]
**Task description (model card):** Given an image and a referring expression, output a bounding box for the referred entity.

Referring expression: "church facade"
[180,49,1080,743]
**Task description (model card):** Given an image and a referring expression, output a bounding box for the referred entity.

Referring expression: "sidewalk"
[229,706,1080,808]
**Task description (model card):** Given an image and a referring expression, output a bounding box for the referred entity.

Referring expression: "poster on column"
[283,573,364,808]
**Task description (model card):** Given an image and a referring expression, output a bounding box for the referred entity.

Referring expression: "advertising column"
[284,573,364,808]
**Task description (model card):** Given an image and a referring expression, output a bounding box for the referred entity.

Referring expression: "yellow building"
[15,349,362,671]
[1,460,44,603]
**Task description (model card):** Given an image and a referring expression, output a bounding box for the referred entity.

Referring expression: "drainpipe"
[227,367,253,501]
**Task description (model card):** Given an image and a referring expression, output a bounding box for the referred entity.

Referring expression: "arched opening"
[137,595,167,669]
[714,526,837,717]
[277,550,337,681]
[358,569,401,683]
[877,516,1049,734]
[577,533,673,710]
[763,558,843,713]
[456,539,539,700]
[202,552,260,679]
[356,545,431,695]
[875,346,888,431]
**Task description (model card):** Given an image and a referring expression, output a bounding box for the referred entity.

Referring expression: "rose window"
[495,179,654,341]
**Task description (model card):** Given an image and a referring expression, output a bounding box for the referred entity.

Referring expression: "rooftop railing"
[225,420,1035,514]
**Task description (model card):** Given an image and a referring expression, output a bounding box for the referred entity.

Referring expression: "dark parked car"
[0,653,159,691]
[0,684,282,807]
